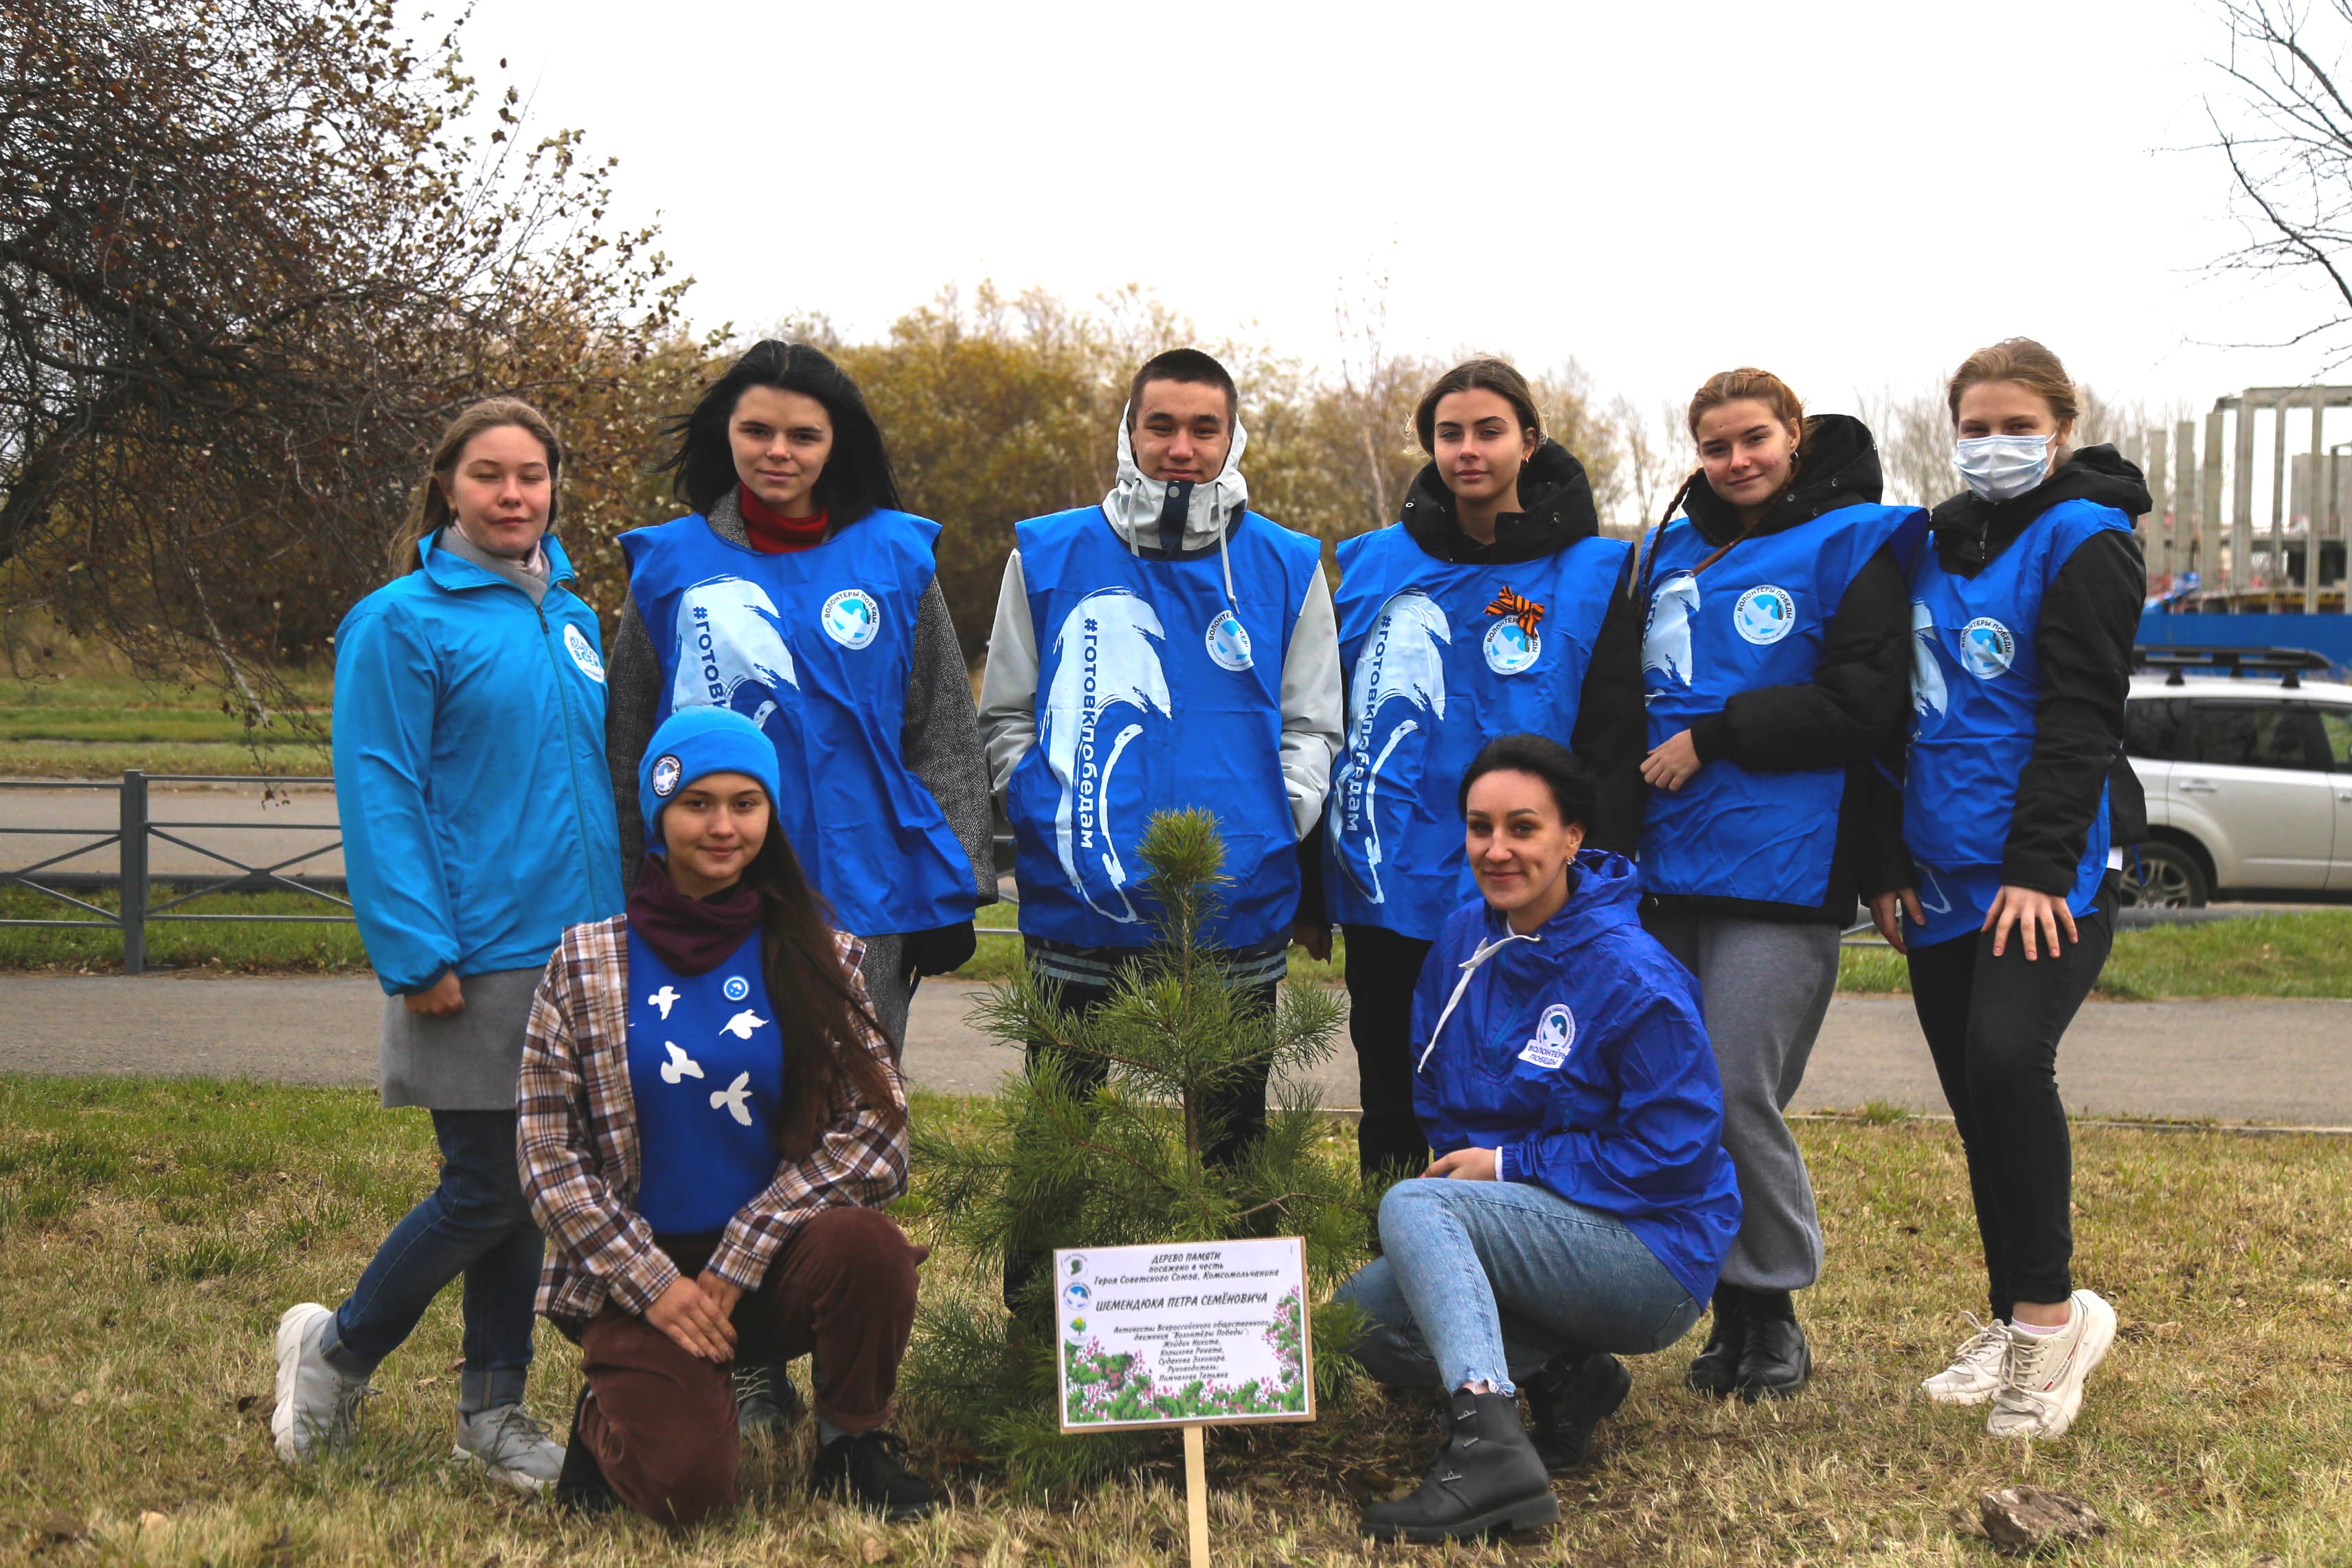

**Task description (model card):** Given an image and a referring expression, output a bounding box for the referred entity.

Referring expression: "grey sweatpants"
[1642,910,1839,1294]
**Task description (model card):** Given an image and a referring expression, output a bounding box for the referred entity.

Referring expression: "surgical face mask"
[1954,434,2053,501]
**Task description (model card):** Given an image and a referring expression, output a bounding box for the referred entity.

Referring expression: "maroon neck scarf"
[627,854,763,976]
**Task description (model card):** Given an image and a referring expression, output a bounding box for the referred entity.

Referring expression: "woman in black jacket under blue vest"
[1636,368,1925,1400]
[1866,338,2145,1442]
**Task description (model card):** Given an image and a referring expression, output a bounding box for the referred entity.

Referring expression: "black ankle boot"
[1522,1352,1629,1472]
[554,1387,618,1516]
[1360,1389,1561,1543]
[1735,1290,1811,1401]
[1686,1285,1746,1397]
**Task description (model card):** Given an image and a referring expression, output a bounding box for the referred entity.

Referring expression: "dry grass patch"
[0,1077,2345,1565]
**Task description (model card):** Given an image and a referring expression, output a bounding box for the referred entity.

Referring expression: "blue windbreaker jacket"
[332,532,624,995]
[1411,852,1742,1302]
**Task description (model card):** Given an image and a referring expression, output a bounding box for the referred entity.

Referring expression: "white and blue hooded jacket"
[1410,851,1741,1303]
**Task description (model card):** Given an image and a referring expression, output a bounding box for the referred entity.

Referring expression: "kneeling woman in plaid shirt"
[517,706,938,1525]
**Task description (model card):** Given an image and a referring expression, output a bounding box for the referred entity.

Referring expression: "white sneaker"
[1921,1315,2010,1406]
[1986,1290,2117,1440]
[271,1302,368,1462]
[453,1402,566,1492]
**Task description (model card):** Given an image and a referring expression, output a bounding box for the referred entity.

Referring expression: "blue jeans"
[1335,1178,1702,1396]
[323,1110,542,1413]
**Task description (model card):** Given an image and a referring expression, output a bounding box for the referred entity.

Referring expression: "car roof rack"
[2134,645,2333,688]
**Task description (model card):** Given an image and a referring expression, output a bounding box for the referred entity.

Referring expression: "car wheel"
[2118,842,2208,909]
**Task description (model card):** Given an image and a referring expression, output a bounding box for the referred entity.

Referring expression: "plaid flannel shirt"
[516,914,909,1326]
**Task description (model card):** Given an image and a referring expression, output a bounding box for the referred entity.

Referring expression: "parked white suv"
[2122,670,2352,906]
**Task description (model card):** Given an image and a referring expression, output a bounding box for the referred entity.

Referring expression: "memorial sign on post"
[1054,1238,1315,1565]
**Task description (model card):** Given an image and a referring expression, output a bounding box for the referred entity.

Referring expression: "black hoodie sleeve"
[1570,556,1647,853]
[2001,529,2144,892]
[1686,541,1910,773]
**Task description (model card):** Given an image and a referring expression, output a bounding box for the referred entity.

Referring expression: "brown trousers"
[574,1205,925,1527]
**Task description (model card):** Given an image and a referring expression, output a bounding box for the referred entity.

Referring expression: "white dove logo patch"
[710,1072,754,1126]
[1042,588,1171,923]
[1642,571,1700,694]
[1331,589,1450,903]
[719,1010,769,1041]
[1910,600,1948,729]
[658,1043,703,1085]
[672,574,800,737]
[646,986,681,1021]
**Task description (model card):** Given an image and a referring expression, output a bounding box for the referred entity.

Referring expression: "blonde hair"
[385,398,564,580]
[1945,337,2079,433]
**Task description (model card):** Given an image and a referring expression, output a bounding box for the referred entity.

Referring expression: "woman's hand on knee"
[646,1277,738,1362]
[1982,885,2076,962]
[1422,1147,1499,1181]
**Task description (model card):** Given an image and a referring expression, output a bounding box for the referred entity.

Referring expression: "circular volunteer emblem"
[1732,584,1797,645]
[819,589,881,649]
[722,975,750,1003]
[564,622,607,683]
[1205,609,1254,671]
[1539,1003,1574,1050]
[1483,619,1541,674]
[1063,1283,1092,1310]
[1961,616,2016,679]
[650,755,681,797]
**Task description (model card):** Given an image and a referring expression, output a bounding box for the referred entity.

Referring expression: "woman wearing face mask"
[1636,370,1926,1401]
[1864,339,2146,1440]
[607,341,994,1057]
[1333,736,1737,1545]
[1315,358,1645,1181]
[519,706,938,1526]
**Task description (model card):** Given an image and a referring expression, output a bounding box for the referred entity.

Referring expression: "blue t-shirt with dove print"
[624,928,782,1234]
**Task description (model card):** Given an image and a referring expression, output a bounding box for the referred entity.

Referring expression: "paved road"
[3,975,2346,1126]
[0,783,341,880]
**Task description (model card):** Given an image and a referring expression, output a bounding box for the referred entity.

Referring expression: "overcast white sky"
[437,0,2339,427]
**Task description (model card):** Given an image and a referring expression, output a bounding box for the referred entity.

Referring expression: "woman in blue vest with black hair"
[1315,357,1644,1180]
[1637,368,1926,1400]
[1865,339,2145,1441]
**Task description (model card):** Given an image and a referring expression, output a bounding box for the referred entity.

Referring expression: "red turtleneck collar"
[738,484,828,554]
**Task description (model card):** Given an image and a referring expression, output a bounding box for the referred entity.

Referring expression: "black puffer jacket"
[1859,446,2150,900]
[1398,439,1646,852]
[1646,413,1919,925]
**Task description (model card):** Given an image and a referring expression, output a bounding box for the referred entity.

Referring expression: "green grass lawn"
[1836,911,2352,1000]
[0,670,332,778]
[0,1074,2344,1565]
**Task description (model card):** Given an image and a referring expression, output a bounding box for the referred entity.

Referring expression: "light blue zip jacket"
[332,532,623,995]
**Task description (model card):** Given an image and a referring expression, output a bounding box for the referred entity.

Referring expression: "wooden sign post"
[1053,1237,1315,1567]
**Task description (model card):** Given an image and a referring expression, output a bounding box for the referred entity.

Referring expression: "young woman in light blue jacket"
[267,398,623,1490]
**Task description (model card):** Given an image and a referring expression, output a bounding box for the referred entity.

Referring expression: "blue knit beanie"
[638,707,782,853]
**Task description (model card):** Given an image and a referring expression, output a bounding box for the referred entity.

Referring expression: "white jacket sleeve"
[1280,569,1343,840]
[977,549,1039,802]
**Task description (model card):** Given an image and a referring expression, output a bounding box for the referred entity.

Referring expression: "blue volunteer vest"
[1903,498,2131,946]
[1006,506,1323,949]
[620,511,975,938]
[624,929,782,1235]
[1325,526,1631,938]
[1639,502,1925,906]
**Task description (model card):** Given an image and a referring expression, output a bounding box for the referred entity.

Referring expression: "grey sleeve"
[975,549,1039,802]
[903,576,998,905]
[605,589,662,889]
[1279,567,1343,840]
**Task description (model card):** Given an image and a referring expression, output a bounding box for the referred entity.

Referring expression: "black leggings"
[1903,883,2114,1319]
[1341,923,1436,1180]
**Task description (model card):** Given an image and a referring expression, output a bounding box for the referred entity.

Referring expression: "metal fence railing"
[0,771,350,974]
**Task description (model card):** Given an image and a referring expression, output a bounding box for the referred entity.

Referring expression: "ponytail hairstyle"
[385,398,563,580]
[1630,367,1808,596]
[658,340,903,521]
[742,820,901,1161]
[1414,356,1544,453]
[1946,337,2080,459]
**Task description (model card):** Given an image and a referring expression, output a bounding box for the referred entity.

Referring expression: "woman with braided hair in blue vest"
[1865,339,2145,1441]
[1636,369,1927,1400]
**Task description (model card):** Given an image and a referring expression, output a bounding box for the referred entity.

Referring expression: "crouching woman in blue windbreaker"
[1335,736,1739,1545]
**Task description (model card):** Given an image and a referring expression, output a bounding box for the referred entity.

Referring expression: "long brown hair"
[1631,367,1809,595]
[1414,356,1543,453]
[385,398,565,580]
[741,823,901,1160]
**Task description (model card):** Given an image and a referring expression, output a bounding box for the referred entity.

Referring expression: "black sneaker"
[554,1387,618,1517]
[1686,1285,1746,1397]
[732,1363,804,1440]
[813,1429,938,1522]
[1522,1352,1629,1472]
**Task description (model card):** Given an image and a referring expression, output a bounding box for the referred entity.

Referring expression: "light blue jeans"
[1335,1178,1703,1396]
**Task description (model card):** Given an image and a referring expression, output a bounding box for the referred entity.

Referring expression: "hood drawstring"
[1416,928,1542,1074]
